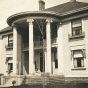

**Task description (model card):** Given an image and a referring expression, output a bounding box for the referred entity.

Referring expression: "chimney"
[70,0,76,2]
[39,0,45,11]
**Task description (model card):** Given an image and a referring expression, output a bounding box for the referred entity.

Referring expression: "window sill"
[71,67,86,70]
[68,34,85,39]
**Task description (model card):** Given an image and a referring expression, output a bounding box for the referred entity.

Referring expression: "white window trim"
[82,18,84,32]
[70,45,86,70]
[69,18,84,37]
[72,19,82,36]
[69,21,72,36]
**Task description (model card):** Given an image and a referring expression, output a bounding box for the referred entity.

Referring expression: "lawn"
[1,83,88,88]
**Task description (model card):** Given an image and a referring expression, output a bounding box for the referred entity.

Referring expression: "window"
[72,19,82,36]
[54,51,58,68]
[8,34,13,47]
[35,61,36,69]
[8,63,13,71]
[71,49,86,68]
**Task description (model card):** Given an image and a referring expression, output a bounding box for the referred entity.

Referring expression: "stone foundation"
[1,74,88,86]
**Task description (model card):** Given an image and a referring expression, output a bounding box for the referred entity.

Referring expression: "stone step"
[5,78,17,86]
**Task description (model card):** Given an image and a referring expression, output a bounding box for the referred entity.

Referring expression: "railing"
[51,38,57,44]
[34,40,46,48]
[23,43,29,48]
[23,38,57,49]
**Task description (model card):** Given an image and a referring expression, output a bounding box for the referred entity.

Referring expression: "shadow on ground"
[1,83,88,88]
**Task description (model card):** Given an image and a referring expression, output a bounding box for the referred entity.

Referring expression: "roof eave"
[59,6,88,16]
[7,11,60,26]
[0,27,12,34]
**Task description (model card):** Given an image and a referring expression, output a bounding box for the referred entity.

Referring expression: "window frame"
[8,63,13,71]
[54,51,58,69]
[8,34,13,47]
[71,18,82,36]
[71,49,86,70]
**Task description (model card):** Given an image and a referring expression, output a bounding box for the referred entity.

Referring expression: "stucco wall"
[1,36,13,75]
[62,16,88,76]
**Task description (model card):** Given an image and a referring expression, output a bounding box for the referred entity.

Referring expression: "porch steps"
[27,75,64,85]
[4,77,17,86]
[28,76,43,85]
[48,75,64,85]
[3,75,64,86]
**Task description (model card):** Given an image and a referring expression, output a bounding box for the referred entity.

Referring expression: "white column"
[0,36,2,73]
[13,25,18,75]
[46,19,52,73]
[57,23,63,74]
[17,33,22,75]
[27,19,34,74]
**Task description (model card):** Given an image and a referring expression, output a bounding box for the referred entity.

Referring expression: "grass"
[1,83,88,88]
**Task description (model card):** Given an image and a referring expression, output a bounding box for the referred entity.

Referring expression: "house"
[0,0,88,86]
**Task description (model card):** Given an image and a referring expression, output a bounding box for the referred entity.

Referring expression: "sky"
[0,0,88,30]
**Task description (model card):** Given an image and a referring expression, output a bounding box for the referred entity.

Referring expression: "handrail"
[23,37,57,48]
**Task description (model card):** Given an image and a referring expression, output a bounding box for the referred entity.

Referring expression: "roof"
[1,1,88,33]
[0,27,12,33]
[44,1,88,14]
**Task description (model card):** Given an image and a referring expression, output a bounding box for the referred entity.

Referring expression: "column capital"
[58,22,62,26]
[12,24,18,32]
[12,23,17,28]
[46,19,53,24]
[27,19,34,24]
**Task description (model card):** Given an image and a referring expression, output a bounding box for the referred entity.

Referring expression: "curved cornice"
[7,11,60,26]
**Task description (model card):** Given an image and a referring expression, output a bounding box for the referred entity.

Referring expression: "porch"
[23,37,57,51]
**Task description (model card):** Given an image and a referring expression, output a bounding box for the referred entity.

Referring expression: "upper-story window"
[71,19,82,36]
[8,34,13,47]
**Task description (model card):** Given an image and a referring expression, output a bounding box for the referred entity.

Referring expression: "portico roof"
[7,1,88,26]
[7,11,60,26]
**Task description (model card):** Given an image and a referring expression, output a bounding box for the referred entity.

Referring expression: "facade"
[1,0,88,85]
